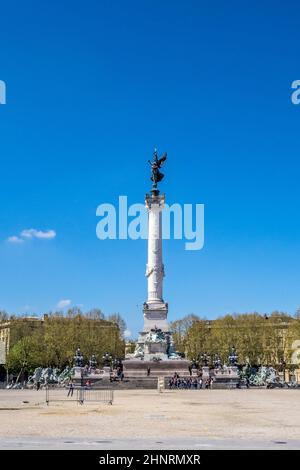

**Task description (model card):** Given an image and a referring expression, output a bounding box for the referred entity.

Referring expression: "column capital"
[145,193,165,210]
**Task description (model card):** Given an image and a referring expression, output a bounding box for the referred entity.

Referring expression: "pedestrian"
[147,367,151,376]
[85,379,91,388]
[67,379,74,397]
[80,374,84,388]
[36,381,41,391]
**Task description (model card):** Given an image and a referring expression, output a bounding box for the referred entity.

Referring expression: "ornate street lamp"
[73,347,84,367]
[200,352,210,367]
[214,354,222,369]
[280,358,287,382]
[228,346,238,366]
[112,358,122,369]
[89,354,97,369]
[102,352,113,367]
[191,358,198,369]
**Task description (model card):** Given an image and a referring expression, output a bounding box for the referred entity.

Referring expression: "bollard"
[157,377,164,393]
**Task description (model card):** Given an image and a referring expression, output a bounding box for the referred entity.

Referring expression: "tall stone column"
[124,149,186,366]
[143,192,168,332]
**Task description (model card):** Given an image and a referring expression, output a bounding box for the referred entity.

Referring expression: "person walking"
[67,379,74,397]
[85,379,91,388]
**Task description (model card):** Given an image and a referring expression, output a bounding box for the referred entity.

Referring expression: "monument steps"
[74,378,240,390]
[83,377,159,389]
[76,375,197,390]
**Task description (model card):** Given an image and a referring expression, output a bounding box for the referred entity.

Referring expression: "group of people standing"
[67,378,93,397]
[168,372,214,390]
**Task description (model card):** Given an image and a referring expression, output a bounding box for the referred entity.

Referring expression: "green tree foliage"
[184,318,209,359]
[6,334,46,373]
[43,312,125,367]
[107,313,127,336]
[172,311,298,367]
[5,310,126,373]
[170,314,199,355]
[8,317,44,347]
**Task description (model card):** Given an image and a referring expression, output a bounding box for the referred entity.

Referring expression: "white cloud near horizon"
[21,229,56,239]
[7,228,56,244]
[57,299,72,309]
[124,329,132,338]
[7,236,24,243]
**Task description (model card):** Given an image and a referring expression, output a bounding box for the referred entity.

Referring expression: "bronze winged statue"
[148,149,167,189]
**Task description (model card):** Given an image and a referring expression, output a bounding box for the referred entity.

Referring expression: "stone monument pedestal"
[73,366,83,379]
[102,366,111,377]
[123,359,191,379]
[212,366,240,389]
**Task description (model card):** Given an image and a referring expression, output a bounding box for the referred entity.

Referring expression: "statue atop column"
[148,149,167,190]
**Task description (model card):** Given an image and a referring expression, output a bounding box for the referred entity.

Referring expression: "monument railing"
[81,389,114,404]
[45,386,114,405]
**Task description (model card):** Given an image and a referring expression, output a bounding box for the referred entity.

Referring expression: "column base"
[143,301,168,332]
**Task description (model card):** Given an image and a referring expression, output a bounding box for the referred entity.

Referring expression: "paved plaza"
[0,388,299,449]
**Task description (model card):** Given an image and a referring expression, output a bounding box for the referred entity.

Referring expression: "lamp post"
[73,348,84,367]
[214,355,222,369]
[199,352,210,380]
[228,346,238,366]
[102,352,113,378]
[191,358,198,369]
[189,358,198,376]
[112,357,122,370]
[281,358,287,383]
[102,352,112,368]
[200,352,210,367]
[89,354,97,369]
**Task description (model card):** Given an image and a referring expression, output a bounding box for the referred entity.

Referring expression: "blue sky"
[0,1,299,337]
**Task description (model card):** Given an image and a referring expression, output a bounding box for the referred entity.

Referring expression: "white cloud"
[7,236,24,244]
[56,299,72,309]
[124,329,132,338]
[6,228,56,244]
[21,229,56,240]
